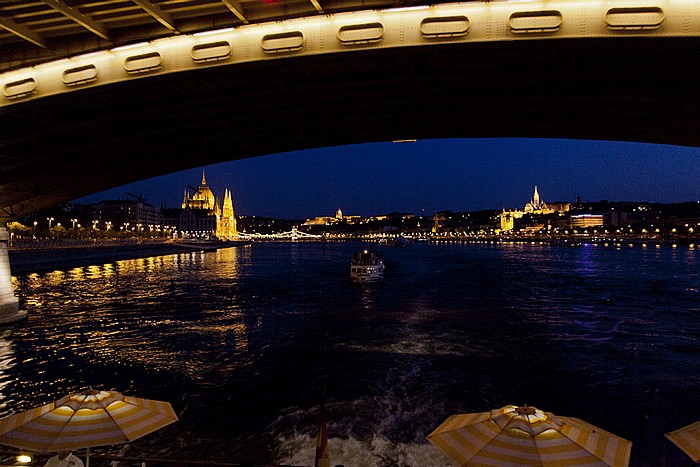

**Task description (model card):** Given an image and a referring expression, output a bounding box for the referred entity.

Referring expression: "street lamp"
[47,217,54,229]
[71,218,78,229]
[33,221,37,239]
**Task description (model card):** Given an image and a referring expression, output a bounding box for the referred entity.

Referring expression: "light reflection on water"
[0,332,16,413]
[2,242,699,466]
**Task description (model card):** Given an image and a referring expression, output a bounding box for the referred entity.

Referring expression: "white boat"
[350,250,385,282]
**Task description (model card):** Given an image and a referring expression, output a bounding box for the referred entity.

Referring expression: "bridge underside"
[1,36,700,220]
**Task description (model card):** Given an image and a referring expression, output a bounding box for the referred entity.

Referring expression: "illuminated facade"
[524,185,556,214]
[500,186,570,232]
[171,173,238,239]
[304,216,338,226]
[304,208,361,227]
[182,174,216,210]
[219,189,237,239]
[500,211,516,231]
[433,212,448,233]
[571,214,603,228]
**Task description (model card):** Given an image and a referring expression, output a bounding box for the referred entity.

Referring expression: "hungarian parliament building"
[161,173,238,239]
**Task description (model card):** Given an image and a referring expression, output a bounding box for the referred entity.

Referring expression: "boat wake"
[272,305,456,466]
[274,430,451,467]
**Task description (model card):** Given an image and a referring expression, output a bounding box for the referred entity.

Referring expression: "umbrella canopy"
[0,388,178,453]
[665,420,700,462]
[427,404,631,467]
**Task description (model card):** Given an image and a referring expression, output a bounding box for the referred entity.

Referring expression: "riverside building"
[92,198,160,233]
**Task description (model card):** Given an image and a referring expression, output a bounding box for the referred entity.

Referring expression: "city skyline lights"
[74,138,700,220]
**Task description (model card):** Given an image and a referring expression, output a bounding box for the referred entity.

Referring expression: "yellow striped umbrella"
[0,389,178,453]
[665,420,700,462]
[427,405,632,467]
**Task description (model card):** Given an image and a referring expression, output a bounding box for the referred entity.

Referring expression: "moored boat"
[350,250,385,282]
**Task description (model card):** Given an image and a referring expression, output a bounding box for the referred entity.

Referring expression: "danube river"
[5,241,700,466]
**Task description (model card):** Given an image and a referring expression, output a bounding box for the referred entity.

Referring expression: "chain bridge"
[239,228,322,240]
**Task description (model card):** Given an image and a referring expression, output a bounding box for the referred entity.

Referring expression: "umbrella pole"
[86,446,90,467]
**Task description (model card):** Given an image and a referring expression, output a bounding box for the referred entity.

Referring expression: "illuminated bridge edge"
[3,0,700,106]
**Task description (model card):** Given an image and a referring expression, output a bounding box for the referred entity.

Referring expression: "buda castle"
[163,173,238,239]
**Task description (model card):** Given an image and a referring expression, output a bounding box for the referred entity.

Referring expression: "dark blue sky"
[75,138,700,219]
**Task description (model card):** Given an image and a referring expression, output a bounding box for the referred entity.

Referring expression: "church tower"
[217,188,238,239]
[533,186,540,206]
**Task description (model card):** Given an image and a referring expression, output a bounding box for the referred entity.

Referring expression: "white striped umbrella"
[665,420,700,462]
[427,404,632,467]
[0,389,177,458]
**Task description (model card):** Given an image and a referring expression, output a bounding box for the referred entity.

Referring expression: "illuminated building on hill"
[500,186,570,232]
[303,208,361,226]
[524,185,558,214]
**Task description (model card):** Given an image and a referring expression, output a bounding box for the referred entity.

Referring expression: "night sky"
[75,138,700,220]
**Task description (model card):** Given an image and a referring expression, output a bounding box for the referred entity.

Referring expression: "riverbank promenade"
[7,238,249,275]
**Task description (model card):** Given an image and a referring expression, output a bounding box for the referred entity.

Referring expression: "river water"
[4,241,700,466]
